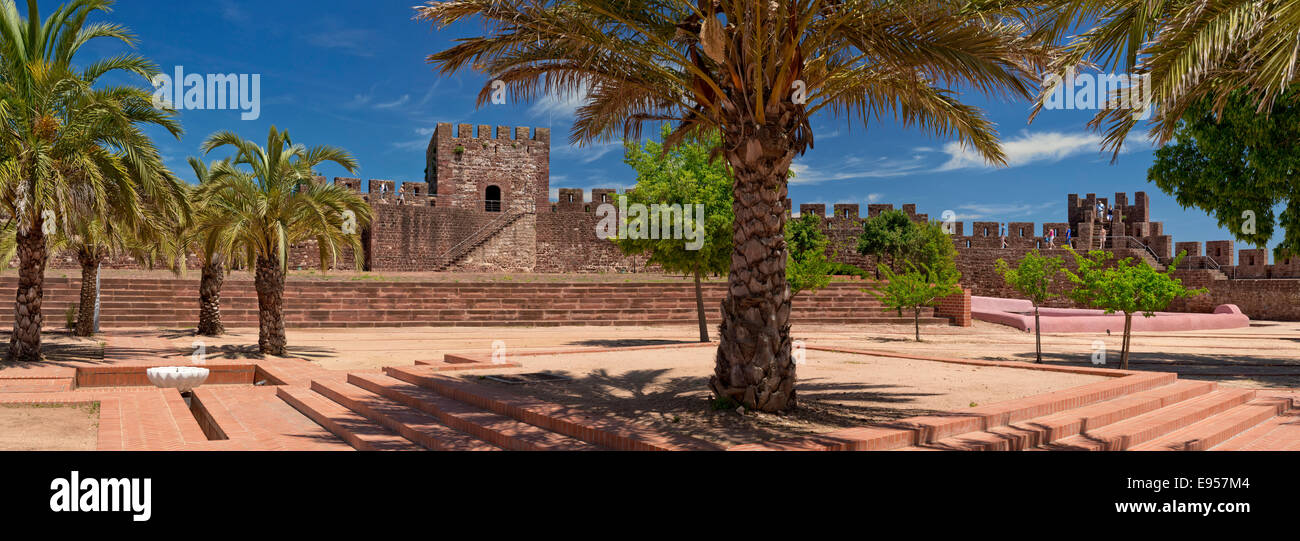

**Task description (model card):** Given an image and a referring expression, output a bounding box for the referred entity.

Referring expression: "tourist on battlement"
[1047,228,1056,248]
[1000,224,1008,249]
[1099,227,1108,249]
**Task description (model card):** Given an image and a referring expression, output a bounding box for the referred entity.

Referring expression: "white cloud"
[935,131,1104,172]
[952,201,1057,221]
[374,95,411,109]
[529,84,592,119]
[789,155,925,185]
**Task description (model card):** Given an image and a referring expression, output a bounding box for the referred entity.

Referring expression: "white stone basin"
[145,367,210,393]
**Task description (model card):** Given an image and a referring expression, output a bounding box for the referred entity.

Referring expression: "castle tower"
[425,123,550,212]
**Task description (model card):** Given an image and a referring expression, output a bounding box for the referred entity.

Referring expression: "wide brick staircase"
[0,277,950,328]
[729,356,1300,451]
[277,356,721,451]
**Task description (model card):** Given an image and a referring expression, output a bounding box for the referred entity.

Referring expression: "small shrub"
[710,395,739,411]
[64,305,77,330]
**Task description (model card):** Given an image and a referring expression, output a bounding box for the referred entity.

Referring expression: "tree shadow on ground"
[462,368,948,446]
[0,331,105,369]
[983,350,1300,389]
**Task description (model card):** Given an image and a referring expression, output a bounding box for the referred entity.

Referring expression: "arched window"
[485,185,502,212]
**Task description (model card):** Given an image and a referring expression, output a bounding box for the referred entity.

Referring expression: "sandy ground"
[0,403,98,451]
[450,347,1104,446]
[156,320,1300,389]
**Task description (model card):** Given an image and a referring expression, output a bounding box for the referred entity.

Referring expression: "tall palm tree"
[1031,1,1300,156]
[416,0,1051,411]
[199,127,371,355]
[55,179,189,337]
[164,158,235,337]
[0,0,181,361]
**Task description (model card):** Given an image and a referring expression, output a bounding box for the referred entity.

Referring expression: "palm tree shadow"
[461,368,951,445]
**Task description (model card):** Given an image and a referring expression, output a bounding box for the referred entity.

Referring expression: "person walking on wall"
[1047,228,1056,248]
[1000,224,1008,249]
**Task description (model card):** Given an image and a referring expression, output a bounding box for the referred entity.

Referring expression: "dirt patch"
[460,347,1108,447]
[0,403,99,450]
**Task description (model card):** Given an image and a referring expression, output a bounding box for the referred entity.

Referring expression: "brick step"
[309,379,508,451]
[343,373,601,451]
[1130,397,1292,451]
[1212,408,1300,450]
[384,365,721,451]
[896,380,1217,451]
[1045,388,1257,451]
[275,387,424,451]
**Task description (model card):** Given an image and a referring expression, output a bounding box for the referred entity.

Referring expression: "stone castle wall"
[32,119,1300,321]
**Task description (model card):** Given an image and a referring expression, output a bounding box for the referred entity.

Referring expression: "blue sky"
[85,0,1275,256]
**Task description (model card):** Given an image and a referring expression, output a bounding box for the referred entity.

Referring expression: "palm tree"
[1032,1,1300,155]
[164,158,236,337]
[199,127,371,355]
[55,182,188,337]
[416,0,1050,411]
[0,0,181,361]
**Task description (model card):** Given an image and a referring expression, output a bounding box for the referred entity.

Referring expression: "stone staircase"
[278,355,722,451]
[0,277,951,328]
[732,361,1300,451]
[432,207,533,271]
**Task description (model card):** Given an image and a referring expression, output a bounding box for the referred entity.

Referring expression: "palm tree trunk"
[74,252,101,337]
[197,259,225,336]
[254,255,286,355]
[710,130,797,413]
[1034,305,1042,363]
[7,224,47,362]
[694,268,708,343]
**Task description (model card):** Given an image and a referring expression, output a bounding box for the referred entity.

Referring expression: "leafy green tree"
[785,213,832,298]
[871,262,961,342]
[1062,248,1206,369]
[613,126,732,343]
[910,220,961,284]
[0,0,182,361]
[857,209,917,277]
[1148,90,1300,261]
[995,250,1066,363]
[418,0,1047,412]
[198,127,372,355]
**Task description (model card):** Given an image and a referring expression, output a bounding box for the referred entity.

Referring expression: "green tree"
[0,0,182,361]
[1148,90,1300,261]
[614,126,732,343]
[910,220,961,284]
[857,209,917,277]
[995,250,1066,363]
[1062,248,1206,369]
[418,0,1048,412]
[785,213,832,298]
[198,127,372,355]
[871,262,961,342]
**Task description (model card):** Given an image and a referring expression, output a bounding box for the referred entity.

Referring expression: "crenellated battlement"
[788,193,1299,279]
